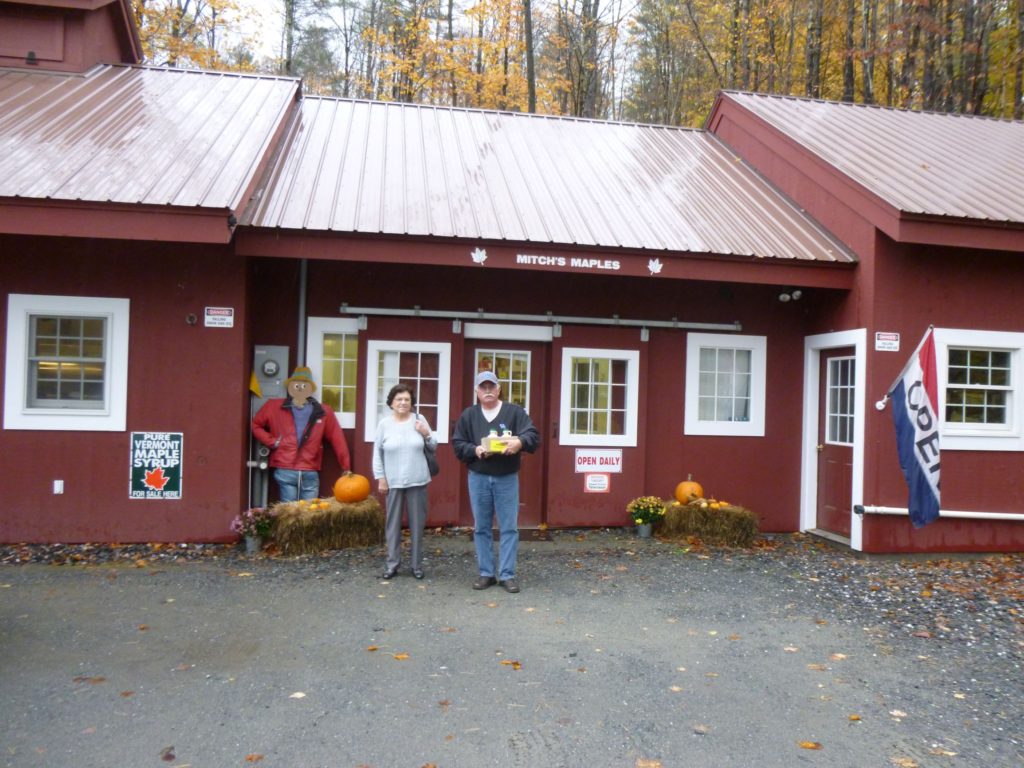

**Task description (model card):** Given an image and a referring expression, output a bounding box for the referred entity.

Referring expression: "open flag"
[887,328,941,527]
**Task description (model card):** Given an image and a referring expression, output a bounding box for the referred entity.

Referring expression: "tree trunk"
[843,0,856,101]
[524,0,537,112]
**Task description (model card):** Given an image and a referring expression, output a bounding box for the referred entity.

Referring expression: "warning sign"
[130,432,183,499]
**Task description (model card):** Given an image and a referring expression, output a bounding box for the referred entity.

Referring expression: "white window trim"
[363,340,451,443]
[4,294,129,432]
[558,346,640,447]
[306,316,361,429]
[684,332,767,437]
[934,328,1024,452]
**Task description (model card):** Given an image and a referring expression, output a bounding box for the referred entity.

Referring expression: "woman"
[373,383,436,580]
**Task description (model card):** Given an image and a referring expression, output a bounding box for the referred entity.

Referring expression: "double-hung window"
[4,294,129,431]
[936,328,1024,451]
[559,347,640,447]
[684,332,766,436]
[306,317,360,428]
[363,340,451,442]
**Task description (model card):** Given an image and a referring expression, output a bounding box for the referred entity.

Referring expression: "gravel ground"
[1,530,1021,767]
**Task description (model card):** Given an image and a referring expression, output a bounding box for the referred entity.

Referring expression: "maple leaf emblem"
[144,467,170,490]
[648,258,663,275]
[470,247,488,264]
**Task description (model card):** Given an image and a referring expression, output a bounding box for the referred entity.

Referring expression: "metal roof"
[0,64,299,212]
[246,98,852,262]
[722,91,1024,224]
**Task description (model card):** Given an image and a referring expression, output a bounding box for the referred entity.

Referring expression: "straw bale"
[659,500,758,547]
[270,497,384,555]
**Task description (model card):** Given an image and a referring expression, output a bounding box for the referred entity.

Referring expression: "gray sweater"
[372,415,436,488]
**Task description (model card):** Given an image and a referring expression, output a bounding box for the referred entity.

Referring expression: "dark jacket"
[252,397,351,472]
[452,402,540,475]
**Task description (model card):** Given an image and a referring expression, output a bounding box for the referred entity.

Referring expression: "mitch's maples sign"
[130,432,183,499]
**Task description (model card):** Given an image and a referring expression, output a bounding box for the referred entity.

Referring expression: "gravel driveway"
[1,530,1021,767]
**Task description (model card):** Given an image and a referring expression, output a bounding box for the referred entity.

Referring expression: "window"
[559,347,639,447]
[684,333,766,436]
[4,294,129,431]
[475,349,530,409]
[936,328,1024,451]
[363,341,451,442]
[826,357,855,445]
[306,317,360,428]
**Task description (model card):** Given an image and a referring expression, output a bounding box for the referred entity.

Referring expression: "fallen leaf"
[499,659,522,670]
[783,646,800,652]
[81,727,97,734]
[73,676,106,685]
[160,746,176,762]
[393,652,410,660]
[890,758,918,767]
[289,692,306,699]
[421,763,438,768]
[120,691,134,698]
[669,685,683,693]
[486,602,498,608]
[848,714,861,721]
[815,619,829,626]
[830,653,847,660]
[912,630,933,639]
[138,624,149,631]
[953,692,965,699]
[798,741,823,750]
[233,572,254,578]
[366,645,379,652]
[728,634,741,641]
[928,748,957,756]
[441,627,457,633]
[889,709,908,719]
[245,755,264,762]
[636,760,663,767]
[806,663,829,671]
[438,700,450,711]
[693,724,710,735]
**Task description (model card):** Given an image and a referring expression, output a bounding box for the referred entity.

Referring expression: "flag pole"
[874,325,934,411]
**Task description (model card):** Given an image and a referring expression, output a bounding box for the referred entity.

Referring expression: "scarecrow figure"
[252,366,351,501]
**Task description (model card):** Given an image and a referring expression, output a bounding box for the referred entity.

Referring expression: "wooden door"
[459,343,548,528]
[816,349,855,537]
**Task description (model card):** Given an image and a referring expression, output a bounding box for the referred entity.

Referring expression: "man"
[252,366,351,501]
[452,370,540,593]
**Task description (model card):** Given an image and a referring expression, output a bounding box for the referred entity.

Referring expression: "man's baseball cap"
[474,371,499,387]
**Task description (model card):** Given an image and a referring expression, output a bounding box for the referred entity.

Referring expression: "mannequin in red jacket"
[252,366,351,501]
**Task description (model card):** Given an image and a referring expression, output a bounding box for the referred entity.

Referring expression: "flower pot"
[636,523,652,538]
[244,535,263,555]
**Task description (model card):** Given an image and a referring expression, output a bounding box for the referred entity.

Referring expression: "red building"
[2,0,1022,552]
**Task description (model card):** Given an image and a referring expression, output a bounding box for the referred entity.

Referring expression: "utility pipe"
[855,505,1024,522]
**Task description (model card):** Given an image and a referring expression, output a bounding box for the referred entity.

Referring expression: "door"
[816,349,855,537]
[459,343,548,528]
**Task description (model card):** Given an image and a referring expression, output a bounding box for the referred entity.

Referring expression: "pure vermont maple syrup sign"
[130,432,183,499]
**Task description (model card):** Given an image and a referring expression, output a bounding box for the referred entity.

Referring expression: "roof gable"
[0,64,300,240]
[717,91,1024,226]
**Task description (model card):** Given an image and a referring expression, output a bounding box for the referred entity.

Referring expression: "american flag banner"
[887,328,941,527]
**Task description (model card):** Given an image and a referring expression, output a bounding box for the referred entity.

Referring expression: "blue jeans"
[274,468,320,501]
[467,471,519,581]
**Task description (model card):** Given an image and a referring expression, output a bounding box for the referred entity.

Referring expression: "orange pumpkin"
[674,475,704,504]
[333,472,371,503]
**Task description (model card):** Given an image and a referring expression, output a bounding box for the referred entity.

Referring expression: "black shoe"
[381,567,399,580]
[473,576,497,590]
[413,569,424,580]
[499,578,520,593]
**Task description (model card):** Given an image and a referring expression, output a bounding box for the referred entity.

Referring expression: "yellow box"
[482,436,513,453]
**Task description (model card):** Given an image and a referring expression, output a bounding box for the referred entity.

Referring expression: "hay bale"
[270,497,384,555]
[659,500,758,547]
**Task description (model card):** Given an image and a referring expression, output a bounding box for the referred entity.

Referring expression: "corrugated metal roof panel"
[724,91,1024,223]
[249,98,851,262]
[0,65,299,212]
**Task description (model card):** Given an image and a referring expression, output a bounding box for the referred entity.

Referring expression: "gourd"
[674,475,704,504]
[333,472,371,503]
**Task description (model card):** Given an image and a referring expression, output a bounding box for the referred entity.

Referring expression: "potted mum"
[230,507,276,554]
[626,495,665,538]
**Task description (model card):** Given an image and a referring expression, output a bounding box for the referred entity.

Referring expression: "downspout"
[296,259,307,366]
